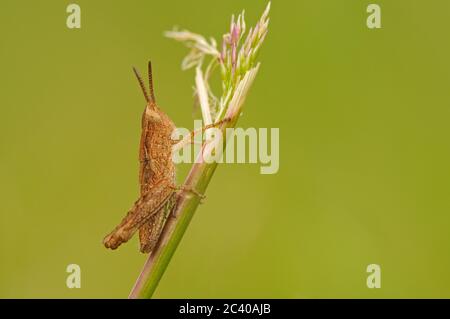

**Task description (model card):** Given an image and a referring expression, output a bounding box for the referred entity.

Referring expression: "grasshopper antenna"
[148,61,156,104]
[132,66,150,103]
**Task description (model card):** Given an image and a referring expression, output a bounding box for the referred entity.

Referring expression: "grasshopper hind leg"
[103,179,175,250]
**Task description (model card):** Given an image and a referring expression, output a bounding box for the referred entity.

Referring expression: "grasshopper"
[103,61,228,253]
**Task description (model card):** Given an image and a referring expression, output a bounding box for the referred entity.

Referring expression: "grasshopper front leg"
[171,117,232,150]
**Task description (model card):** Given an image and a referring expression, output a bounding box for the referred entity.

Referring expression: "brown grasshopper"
[103,61,228,253]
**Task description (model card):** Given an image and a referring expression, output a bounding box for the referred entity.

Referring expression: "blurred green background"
[1,0,450,298]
